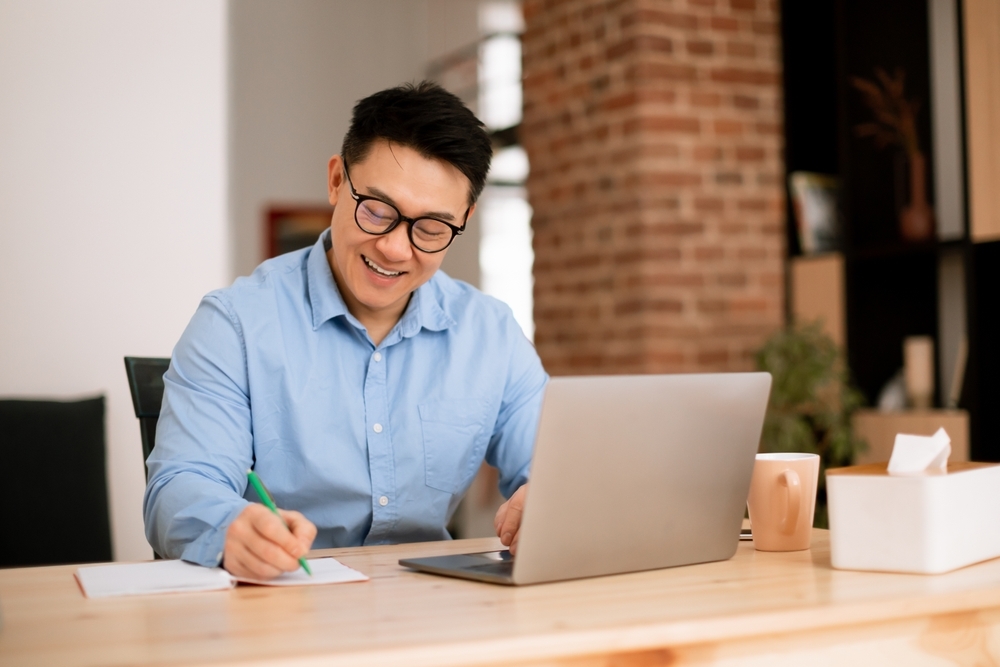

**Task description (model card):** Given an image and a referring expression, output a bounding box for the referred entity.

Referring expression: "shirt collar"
[307,229,350,330]
[307,229,457,337]
[395,279,456,341]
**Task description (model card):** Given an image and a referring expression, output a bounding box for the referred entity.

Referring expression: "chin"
[358,284,409,310]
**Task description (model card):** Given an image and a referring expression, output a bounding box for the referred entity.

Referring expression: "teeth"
[364,256,401,277]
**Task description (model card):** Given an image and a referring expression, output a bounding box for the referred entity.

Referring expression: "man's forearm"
[144,467,249,565]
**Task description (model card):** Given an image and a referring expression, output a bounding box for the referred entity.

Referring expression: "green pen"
[246,469,313,576]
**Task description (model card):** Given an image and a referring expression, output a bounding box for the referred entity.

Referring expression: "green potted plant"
[754,321,867,527]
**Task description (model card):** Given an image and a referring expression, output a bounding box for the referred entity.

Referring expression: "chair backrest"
[124,357,171,465]
[0,396,112,566]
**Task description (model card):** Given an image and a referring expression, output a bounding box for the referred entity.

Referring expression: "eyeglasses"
[342,159,468,253]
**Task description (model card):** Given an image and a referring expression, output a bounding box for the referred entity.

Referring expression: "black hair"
[341,81,493,205]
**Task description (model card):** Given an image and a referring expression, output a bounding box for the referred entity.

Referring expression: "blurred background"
[1,0,997,564]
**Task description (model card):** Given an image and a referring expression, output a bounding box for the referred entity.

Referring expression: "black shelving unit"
[780,0,839,260]
[782,0,998,461]
[966,241,1000,460]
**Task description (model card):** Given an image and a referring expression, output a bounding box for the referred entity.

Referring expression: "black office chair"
[0,396,112,566]
[124,357,171,470]
[124,357,170,560]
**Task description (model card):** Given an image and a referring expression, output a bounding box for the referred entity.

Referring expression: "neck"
[327,248,409,347]
[360,306,408,347]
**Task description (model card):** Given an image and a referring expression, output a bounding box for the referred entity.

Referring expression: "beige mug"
[747,453,819,551]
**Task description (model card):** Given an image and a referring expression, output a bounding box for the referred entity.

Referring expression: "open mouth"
[363,255,403,278]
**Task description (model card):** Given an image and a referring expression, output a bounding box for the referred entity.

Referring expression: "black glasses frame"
[342,159,468,254]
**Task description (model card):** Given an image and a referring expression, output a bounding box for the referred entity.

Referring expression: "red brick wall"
[522,0,785,375]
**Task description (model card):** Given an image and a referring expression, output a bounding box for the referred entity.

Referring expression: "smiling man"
[143,82,546,579]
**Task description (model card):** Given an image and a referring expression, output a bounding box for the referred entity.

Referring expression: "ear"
[327,155,345,206]
[464,202,477,227]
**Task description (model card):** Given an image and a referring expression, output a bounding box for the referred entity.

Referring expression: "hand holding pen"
[220,470,318,580]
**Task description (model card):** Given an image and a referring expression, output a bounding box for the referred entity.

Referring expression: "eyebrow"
[365,185,458,222]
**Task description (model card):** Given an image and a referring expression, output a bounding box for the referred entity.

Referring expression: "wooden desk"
[2,532,1000,666]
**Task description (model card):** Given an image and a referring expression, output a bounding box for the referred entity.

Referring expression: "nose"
[374,221,413,262]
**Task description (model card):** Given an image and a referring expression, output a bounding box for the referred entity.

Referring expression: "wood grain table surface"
[2,530,1000,666]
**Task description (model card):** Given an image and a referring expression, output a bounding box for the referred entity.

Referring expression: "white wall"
[428,0,482,63]
[229,0,428,279]
[0,0,229,561]
[229,0,483,286]
[0,0,484,561]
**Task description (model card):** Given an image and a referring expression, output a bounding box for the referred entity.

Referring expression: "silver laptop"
[400,372,772,585]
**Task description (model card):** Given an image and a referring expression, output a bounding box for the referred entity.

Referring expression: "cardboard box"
[827,462,1000,574]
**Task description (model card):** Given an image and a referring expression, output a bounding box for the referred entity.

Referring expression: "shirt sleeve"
[484,315,549,499]
[142,294,253,566]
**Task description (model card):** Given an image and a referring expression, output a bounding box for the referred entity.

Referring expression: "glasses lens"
[356,199,398,232]
[411,219,455,252]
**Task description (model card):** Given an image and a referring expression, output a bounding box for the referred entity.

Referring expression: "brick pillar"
[522,0,785,375]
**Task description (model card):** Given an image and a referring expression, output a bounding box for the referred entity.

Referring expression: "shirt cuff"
[179,502,248,567]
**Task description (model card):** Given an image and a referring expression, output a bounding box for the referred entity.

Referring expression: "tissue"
[887,427,951,475]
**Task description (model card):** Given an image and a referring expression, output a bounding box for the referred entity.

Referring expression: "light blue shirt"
[143,230,548,566]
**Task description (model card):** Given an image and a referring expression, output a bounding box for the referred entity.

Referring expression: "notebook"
[75,557,367,598]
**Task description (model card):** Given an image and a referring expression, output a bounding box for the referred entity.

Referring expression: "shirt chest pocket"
[419,398,492,494]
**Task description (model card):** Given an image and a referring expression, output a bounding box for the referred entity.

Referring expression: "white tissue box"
[827,462,1000,574]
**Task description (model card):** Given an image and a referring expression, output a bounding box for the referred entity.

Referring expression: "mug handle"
[779,469,801,535]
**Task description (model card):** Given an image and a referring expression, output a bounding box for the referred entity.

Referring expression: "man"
[144,82,546,579]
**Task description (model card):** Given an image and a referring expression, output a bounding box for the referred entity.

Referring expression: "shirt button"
[216,551,223,562]
[373,352,382,362]
[379,495,389,506]
[373,423,383,433]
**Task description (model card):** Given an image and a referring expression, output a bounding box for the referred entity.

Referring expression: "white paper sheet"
[76,557,368,598]
[235,557,369,586]
[76,560,235,598]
